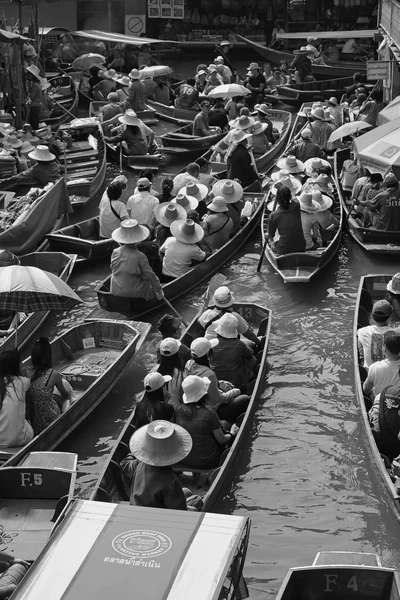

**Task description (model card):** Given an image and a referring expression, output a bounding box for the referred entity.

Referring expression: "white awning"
[276,29,379,40]
[70,30,177,46]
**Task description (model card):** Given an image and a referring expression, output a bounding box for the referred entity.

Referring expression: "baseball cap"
[190,337,219,358]
[137,177,152,190]
[159,337,181,356]
[144,372,172,391]
[372,299,393,318]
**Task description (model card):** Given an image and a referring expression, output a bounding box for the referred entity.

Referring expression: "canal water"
[35,57,400,598]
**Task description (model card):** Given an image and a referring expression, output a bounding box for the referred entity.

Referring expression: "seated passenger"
[0,552,29,599]
[156,314,191,369]
[0,350,33,448]
[251,121,270,157]
[212,179,244,234]
[386,274,400,326]
[210,314,256,390]
[127,177,159,227]
[192,100,215,137]
[202,196,233,251]
[253,104,276,145]
[175,78,200,110]
[26,337,72,435]
[0,145,60,191]
[110,219,163,300]
[160,218,206,281]
[358,300,394,368]
[104,109,148,157]
[101,92,122,121]
[174,376,239,469]
[368,384,400,460]
[268,187,306,255]
[298,191,321,250]
[288,128,326,162]
[99,178,129,239]
[132,372,174,429]
[361,172,400,231]
[363,330,400,398]
[185,337,250,422]
[154,201,187,247]
[208,102,228,131]
[311,190,340,240]
[179,182,209,219]
[340,153,360,195]
[154,337,185,408]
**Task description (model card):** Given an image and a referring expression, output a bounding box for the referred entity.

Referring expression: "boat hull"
[146,99,198,125]
[160,123,225,156]
[46,75,79,130]
[46,217,116,260]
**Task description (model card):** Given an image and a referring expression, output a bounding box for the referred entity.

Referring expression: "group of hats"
[298,190,333,213]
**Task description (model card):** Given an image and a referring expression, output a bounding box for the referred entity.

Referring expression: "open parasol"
[72,53,106,71]
[139,65,173,78]
[328,121,372,144]
[207,84,251,99]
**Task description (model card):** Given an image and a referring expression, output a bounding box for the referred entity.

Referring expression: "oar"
[119,142,123,174]
[162,295,188,327]
[257,188,277,273]
[353,80,380,122]
[203,273,228,309]
[53,99,76,120]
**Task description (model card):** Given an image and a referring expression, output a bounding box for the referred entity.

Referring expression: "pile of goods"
[0,184,53,233]
[0,150,17,178]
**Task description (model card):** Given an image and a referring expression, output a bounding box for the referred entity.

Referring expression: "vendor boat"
[272,75,370,107]
[159,123,225,157]
[89,100,158,126]
[46,75,79,129]
[46,217,116,261]
[105,139,162,172]
[146,99,198,125]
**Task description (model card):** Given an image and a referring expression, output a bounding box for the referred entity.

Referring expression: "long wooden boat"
[0,251,76,353]
[238,33,370,79]
[46,75,79,130]
[159,123,225,156]
[334,148,400,254]
[94,191,265,319]
[46,217,116,261]
[105,139,162,172]
[89,100,158,126]
[0,319,151,465]
[273,75,370,107]
[63,123,107,209]
[354,274,400,521]
[0,451,77,560]
[90,300,270,512]
[276,551,400,600]
[10,500,251,600]
[146,98,198,125]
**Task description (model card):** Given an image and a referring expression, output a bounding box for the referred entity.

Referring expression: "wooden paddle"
[203,273,228,309]
[162,295,189,327]
[119,143,123,174]
[53,100,76,120]
[257,187,277,273]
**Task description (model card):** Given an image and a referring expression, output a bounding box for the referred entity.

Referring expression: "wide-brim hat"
[172,192,198,211]
[117,75,131,86]
[170,218,204,244]
[129,68,141,80]
[41,80,51,91]
[25,64,41,80]
[309,174,334,193]
[214,313,239,338]
[253,121,268,135]
[103,69,118,81]
[387,273,400,295]
[311,106,326,120]
[271,175,302,196]
[207,196,229,212]
[119,109,141,126]
[212,179,243,204]
[7,135,22,149]
[311,190,333,211]
[304,157,331,177]
[276,155,304,174]
[180,181,208,202]
[255,103,272,116]
[129,420,192,467]
[298,191,320,213]
[28,144,55,162]
[234,115,255,131]
[271,168,290,183]
[248,62,260,70]
[112,218,150,245]
[154,202,187,227]
[328,96,338,105]
[182,375,211,404]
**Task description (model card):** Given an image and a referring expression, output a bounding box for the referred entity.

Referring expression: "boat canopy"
[276,29,379,40]
[0,28,31,43]
[70,30,178,46]
[39,27,70,36]
[12,500,251,600]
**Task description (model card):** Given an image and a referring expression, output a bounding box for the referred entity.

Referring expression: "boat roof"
[70,29,178,46]
[13,500,249,600]
[39,27,70,36]
[276,29,378,40]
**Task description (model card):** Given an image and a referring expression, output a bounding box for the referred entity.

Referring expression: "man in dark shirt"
[226,130,258,188]
[208,102,228,131]
[288,128,326,162]
[268,187,306,254]
[290,50,313,83]
[245,63,266,108]
[361,172,400,231]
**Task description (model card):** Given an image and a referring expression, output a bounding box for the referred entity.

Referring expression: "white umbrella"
[207,84,250,99]
[328,121,372,144]
[72,53,106,71]
[139,65,173,78]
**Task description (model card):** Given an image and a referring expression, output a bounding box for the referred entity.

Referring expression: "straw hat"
[7,135,22,149]
[220,40,230,46]
[180,181,208,202]
[172,192,199,211]
[307,36,317,43]
[111,218,150,245]
[328,97,338,106]
[256,103,272,116]
[215,56,225,63]
[271,175,302,196]
[116,75,131,86]
[213,285,235,308]
[212,179,243,204]
[300,128,312,140]
[25,64,41,80]
[182,375,211,404]
[309,173,333,193]
[276,155,304,174]
[271,168,290,183]
[28,145,55,162]
[234,115,255,131]
[248,62,260,70]
[324,110,334,122]
[298,106,312,118]
[311,106,326,120]
[190,337,219,358]
[215,313,239,338]
[103,69,118,81]
[154,202,187,227]
[119,109,141,126]
[170,218,204,244]
[387,273,400,295]
[298,191,320,213]
[129,68,141,80]
[129,420,192,466]
[159,337,181,356]
[304,157,331,177]
[311,190,333,211]
[207,196,229,212]
[253,121,268,135]
[144,372,172,392]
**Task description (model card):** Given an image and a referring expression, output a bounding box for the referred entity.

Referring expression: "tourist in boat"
[345,72,363,103]
[195,69,207,94]
[214,55,233,83]
[141,73,157,100]
[358,89,385,128]
[290,48,313,84]
[327,97,342,128]
[311,190,339,241]
[179,182,209,218]
[386,274,400,326]
[212,179,244,234]
[363,330,400,398]
[202,197,233,251]
[174,376,239,470]
[127,176,159,226]
[341,37,368,57]
[121,420,202,510]
[154,201,187,246]
[138,44,159,68]
[101,92,122,121]
[204,66,224,95]
[210,314,256,391]
[127,69,147,112]
[132,372,174,429]
[369,384,400,461]
[352,173,383,217]
[99,178,129,239]
[92,69,117,100]
[268,186,306,255]
[155,337,186,407]
[349,90,368,112]
[209,102,229,131]
[225,96,243,121]
[215,40,237,80]
[193,100,217,137]
[175,78,200,110]
[0,145,60,191]
[196,156,217,191]
[251,121,270,157]
[266,69,286,90]
[288,128,326,162]
[160,218,206,281]
[157,177,174,204]
[156,314,191,370]
[226,130,258,189]
[57,34,78,63]
[104,110,148,157]
[26,338,73,435]
[211,114,256,161]
[153,76,174,105]
[253,104,276,145]
[322,40,340,63]
[88,66,103,95]
[358,300,394,369]
[298,191,321,250]
[340,153,360,197]
[215,62,231,85]
[245,62,266,108]
[110,219,163,301]
[0,552,30,598]
[0,349,33,449]
[184,337,250,422]
[25,65,45,131]
[308,106,334,153]
[172,163,201,196]
[359,172,400,231]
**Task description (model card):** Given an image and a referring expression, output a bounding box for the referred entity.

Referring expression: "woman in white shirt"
[160,218,206,280]
[0,350,33,448]
[99,178,129,239]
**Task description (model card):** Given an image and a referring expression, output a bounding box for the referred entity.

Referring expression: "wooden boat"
[238,31,373,79]
[0,319,151,465]
[0,252,76,353]
[334,148,400,255]
[276,551,400,600]
[46,217,116,261]
[11,500,251,600]
[159,123,225,156]
[105,139,162,172]
[146,98,198,125]
[94,191,265,319]
[46,75,79,130]
[0,451,77,560]
[89,100,159,126]
[273,75,370,107]
[63,123,107,209]
[90,300,270,512]
[354,274,400,520]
